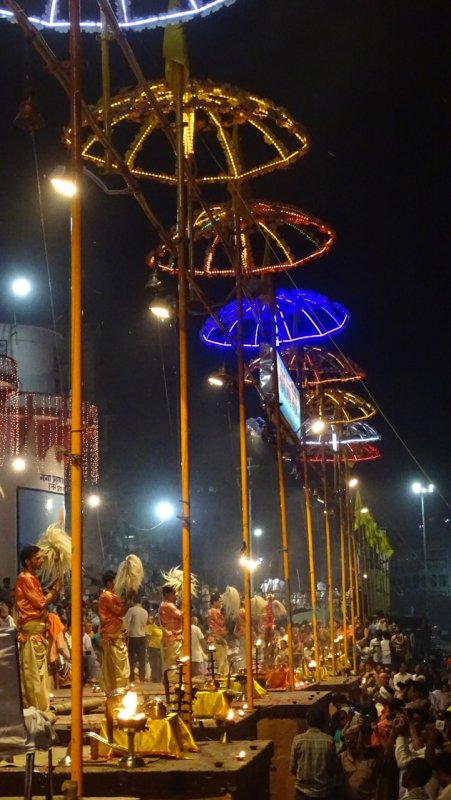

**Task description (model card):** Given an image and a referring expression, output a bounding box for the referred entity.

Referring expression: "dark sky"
[0,0,450,583]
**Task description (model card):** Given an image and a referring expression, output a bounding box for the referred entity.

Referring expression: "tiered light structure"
[0,0,238,31]
[150,201,335,277]
[68,79,309,184]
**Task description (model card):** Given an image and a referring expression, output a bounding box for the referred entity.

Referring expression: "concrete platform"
[314,676,361,703]
[0,741,273,800]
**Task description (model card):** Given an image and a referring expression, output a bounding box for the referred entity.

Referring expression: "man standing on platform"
[14,545,62,711]
[208,593,228,676]
[159,585,183,674]
[290,708,335,800]
[124,595,148,683]
[98,570,130,694]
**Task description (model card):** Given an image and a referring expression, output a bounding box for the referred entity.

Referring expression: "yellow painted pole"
[337,453,348,673]
[68,0,83,791]
[272,368,295,690]
[100,10,112,173]
[320,435,336,675]
[234,208,254,709]
[174,61,192,719]
[266,280,294,690]
[345,477,357,674]
[301,455,321,683]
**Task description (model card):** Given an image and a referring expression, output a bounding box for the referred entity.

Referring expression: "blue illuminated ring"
[200,288,349,351]
[0,0,237,32]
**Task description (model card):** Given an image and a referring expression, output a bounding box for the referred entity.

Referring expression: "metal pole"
[272,360,295,690]
[301,456,321,683]
[174,62,192,719]
[421,493,429,619]
[320,434,336,674]
[337,454,348,672]
[344,478,357,674]
[100,11,112,173]
[234,211,254,709]
[69,0,83,791]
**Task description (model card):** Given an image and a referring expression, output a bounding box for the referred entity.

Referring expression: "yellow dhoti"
[100,632,130,695]
[18,621,49,712]
[213,638,229,676]
[162,639,182,674]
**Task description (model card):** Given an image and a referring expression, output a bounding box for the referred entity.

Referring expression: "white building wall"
[0,323,62,393]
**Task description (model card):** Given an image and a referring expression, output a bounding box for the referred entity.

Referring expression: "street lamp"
[411,481,434,617]
[155,500,175,523]
[253,527,263,537]
[11,277,32,297]
[86,493,101,508]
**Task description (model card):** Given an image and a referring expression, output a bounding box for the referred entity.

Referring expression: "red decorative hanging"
[0,356,19,465]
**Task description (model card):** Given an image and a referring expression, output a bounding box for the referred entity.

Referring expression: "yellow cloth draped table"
[192,690,230,719]
[227,678,267,697]
[99,712,198,759]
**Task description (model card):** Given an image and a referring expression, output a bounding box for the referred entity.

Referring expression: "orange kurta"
[14,571,48,626]
[98,590,126,634]
[159,600,182,644]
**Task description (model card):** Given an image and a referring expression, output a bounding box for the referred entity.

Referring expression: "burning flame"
[117,691,145,721]
[227,709,235,721]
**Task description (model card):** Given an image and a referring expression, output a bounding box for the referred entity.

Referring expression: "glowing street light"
[311,418,326,434]
[149,296,172,320]
[155,500,175,522]
[12,457,26,472]
[50,165,77,197]
[11,277,32,297]
[360,507,369,514]
[86,494,101,508]
[253,527,263,537]
[348,478,359,488]
[410,481,435,617]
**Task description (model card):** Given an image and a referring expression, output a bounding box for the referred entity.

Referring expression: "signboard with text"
[259,344,301,440]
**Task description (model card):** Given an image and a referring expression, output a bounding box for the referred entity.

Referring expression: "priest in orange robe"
[98,570,130,694]
[208,593,228,675]
[14,545,62,711]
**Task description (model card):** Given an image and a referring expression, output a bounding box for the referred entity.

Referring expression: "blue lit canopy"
[0,0,237,32]
[200,288,349,351]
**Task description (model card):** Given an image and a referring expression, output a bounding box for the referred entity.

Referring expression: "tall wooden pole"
[69,0,83,791]
[174,62,192,717]
[344,477,357,673]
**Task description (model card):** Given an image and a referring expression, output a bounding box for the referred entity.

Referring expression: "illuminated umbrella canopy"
[245,345,365,385]
[303,420,380,447]
[304,388,376,424]
[0,0,238,31]
[200,288,349,351]
[302,443,381,463]
[69,79,309,184]
[288,345,365,385]
[150,201,335,277]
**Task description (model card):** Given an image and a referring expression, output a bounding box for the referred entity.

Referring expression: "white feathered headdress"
[271,598,287,620]
[160,566,199,598]
[114,554,144,597]
[251,594,267,618]
[36,524,72,585]
[222,586,241,621]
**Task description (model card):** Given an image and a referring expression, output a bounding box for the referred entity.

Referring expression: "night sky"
[0,0,450,588]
